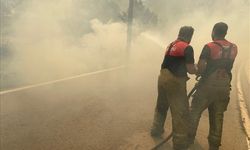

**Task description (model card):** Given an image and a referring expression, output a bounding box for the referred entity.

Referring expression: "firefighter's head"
[212,22,228,40]
[178,26,194,43]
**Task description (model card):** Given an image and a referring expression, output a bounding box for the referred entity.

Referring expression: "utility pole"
[126,0,134,55]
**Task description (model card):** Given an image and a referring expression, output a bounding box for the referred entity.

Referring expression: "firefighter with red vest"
[151,26,197,150]
[189,22,238,150]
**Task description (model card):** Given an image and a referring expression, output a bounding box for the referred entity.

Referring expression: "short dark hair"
[178,26,194,42]
[213,22,228,37]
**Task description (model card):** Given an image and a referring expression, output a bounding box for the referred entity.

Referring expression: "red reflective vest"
[206,40,237,60]
[166,40,189,56]
[204,39,238,78]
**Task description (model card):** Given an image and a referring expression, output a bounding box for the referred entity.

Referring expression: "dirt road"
[0,65,249,150]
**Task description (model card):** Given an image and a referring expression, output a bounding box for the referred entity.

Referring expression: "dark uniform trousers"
[189,72,231,149]
[152,69,190,150]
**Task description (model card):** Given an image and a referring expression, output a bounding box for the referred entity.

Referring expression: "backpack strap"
[212,42,233,59]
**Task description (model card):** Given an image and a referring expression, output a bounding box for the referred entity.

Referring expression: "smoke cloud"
[0,0,249,90]
[1,0,128,89]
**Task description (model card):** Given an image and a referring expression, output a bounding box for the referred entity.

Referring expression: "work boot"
[188,143,195,150]
[150,126,164,137]
[173,144,189,150]
[150,111,165,137]
[209,145,219,150]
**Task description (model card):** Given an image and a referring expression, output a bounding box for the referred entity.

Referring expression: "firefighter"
[151,26,197,150]
[189,22,238,150]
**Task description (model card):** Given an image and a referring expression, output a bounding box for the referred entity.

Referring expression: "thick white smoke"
[3,0,128,87]
[1,0,249,89]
